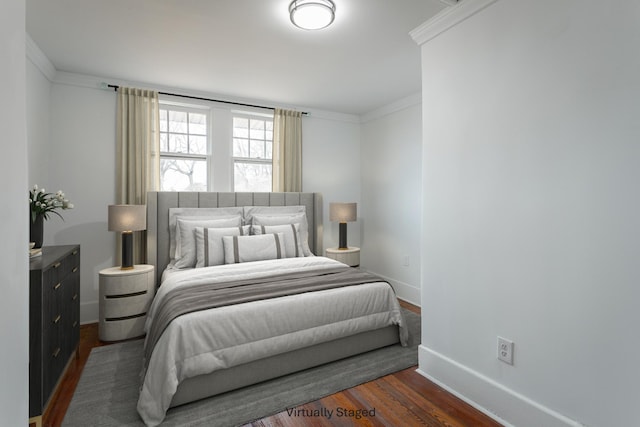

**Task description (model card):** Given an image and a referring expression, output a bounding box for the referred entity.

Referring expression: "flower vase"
[30,215,44,248]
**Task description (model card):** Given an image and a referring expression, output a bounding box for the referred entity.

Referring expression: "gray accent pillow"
[195,225,250,268]
[251,212,312,257]
[222,233,285,264]
[251,223,303,258]
[168,207,244,260]
[174,217,242,269]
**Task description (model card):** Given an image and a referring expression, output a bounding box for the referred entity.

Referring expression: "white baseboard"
[417,345,584,427]
[80,300,99,325]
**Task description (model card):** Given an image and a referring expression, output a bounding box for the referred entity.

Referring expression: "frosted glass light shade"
[329,202,357,223]
[289,0,336,30]
[108,205,146,232]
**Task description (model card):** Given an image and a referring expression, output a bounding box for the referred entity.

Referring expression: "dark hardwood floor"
[38,300,502,427]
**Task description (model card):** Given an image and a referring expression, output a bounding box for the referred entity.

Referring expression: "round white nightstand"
[325,247,360,267]
[99,264,154,342]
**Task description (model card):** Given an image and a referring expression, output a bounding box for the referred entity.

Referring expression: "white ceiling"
[26,0,445,115]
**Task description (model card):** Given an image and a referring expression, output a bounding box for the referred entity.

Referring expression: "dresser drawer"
[103,291,151,319]
[101,270,152,296]
[100,315,147,342]
[42,314,65,402]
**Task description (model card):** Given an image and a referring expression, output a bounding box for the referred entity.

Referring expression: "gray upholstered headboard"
[146,192,323,286]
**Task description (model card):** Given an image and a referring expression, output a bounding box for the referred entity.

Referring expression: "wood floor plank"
[42,300,503,427]
[347,380,442,427]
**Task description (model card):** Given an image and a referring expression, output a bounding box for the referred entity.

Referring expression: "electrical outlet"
[402,255,410,267]
[497,337,514,365]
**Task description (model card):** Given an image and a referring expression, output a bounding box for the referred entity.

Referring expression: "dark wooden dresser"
[29,245,80,422]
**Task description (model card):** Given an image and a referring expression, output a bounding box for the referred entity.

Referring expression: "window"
[159,105,209,191]
[232,114,273,192]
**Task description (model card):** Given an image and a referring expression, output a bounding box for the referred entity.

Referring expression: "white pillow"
[252,212,312,256]
[251,223,304,258]
[168,207,244,260]
[222,233,286,264]
[195,225,250,268]
[174,217,242,269]
[243,205,307,225]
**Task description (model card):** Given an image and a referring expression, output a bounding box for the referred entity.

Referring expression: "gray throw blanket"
[143,266,398,373]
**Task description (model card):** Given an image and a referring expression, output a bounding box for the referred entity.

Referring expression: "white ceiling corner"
[25,33,56,81]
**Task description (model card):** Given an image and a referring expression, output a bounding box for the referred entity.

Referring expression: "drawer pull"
[53,314,61,324]
[53,262,61,269]
[72,293,78,301]
[72,267,79,273]
[52,347,61,358]
[72,250,78,255]
[72,321,78,328]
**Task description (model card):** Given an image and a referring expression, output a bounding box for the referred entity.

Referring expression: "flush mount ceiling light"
[289,0,336,30]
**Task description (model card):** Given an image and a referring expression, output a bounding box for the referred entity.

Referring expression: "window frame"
[158,102,212,191]
[231,111,274,192]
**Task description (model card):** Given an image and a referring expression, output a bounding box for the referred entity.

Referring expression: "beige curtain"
[272,108,302,192]
[116,87,160,264]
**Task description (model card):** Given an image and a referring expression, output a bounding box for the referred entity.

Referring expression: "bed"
[138,191,407,426]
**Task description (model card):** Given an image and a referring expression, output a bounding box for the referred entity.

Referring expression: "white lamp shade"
[108,205,146,232]
[329,202,357,222]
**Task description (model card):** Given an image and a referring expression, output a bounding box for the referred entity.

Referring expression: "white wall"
[360,96,422,305]
[26,72,362,323]
[415,1,640,426]
[47,83,117,323]
[26,58,51,186]
[0,0,29,425]
[303,112,362,250]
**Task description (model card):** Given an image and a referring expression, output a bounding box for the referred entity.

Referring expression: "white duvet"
[137,256,406,426]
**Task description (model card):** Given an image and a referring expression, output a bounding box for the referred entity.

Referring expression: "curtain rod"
[107,84,308,115]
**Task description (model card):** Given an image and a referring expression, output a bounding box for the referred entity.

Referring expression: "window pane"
[169,134,188,153]
[159,109,168,132]
[160,133,168,152]
[249,120,265,140]
[189,135,207,155]
[249,140,265,159]
[265,141,272,159]
[189,113,207,135]
[169,111,187,133]
[160,158,207,191]
[233,117,248,138]
[233,138,249,157]
[234,162,272,192]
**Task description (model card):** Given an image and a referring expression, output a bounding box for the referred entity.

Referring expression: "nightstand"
[99,264,154,342]
[325,247,360,267]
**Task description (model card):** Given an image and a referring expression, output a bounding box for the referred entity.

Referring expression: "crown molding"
[410,0,499,46]
[360,92,421,123]
[25,33,57,81]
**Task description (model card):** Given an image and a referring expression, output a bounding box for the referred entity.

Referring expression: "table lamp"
[329,202,357,249]
[108,204,146,269]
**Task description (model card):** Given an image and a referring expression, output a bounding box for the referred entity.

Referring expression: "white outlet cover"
[497,336,514,365]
